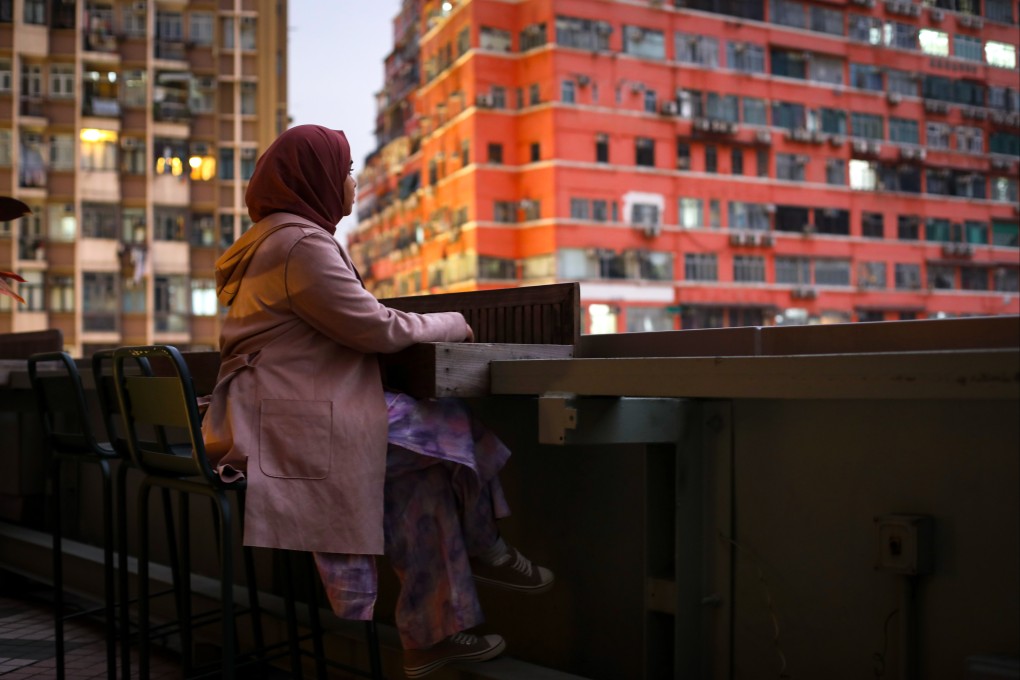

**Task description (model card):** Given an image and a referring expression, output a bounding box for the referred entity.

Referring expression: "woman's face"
[342,163,356,217]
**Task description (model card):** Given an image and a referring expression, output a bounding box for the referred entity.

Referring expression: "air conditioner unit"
[596,22,612,35]
[829,134,846,146]
[792,286,818,299]
[756,129,773,144]
[868,142,882,155]
[853,139,869,154]
[132,0,146,11]
[661,100,678,115]
[642,223,661,238]
[577,75,591,87]
[475,93,493,107]
[908,3,921,16]
[627,27,645,42]
[630,82,645,94]
[729,232,746,246]
[930,8,944,21]
[195,75,216,89]
[888,92,902,105]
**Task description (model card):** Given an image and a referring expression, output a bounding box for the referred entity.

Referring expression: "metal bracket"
[537,392,578,445]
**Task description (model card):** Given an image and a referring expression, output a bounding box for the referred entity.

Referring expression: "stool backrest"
[92,349,153,459]
[112,345,223,485]
[28,351,110,458]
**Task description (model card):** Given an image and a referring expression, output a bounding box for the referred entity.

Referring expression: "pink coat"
[201,213,469,554]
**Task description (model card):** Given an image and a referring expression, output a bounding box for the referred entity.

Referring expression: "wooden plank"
[576,327,761,359]
[490,349,1020,401]
[382,342,574,399]
[380,282,580,345]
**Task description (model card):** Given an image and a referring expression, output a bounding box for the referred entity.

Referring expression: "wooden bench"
[379,282,580,398]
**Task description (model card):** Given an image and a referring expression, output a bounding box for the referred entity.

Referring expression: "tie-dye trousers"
[314,391,512,650]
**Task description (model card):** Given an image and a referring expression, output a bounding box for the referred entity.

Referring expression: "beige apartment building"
[0,0,287,355]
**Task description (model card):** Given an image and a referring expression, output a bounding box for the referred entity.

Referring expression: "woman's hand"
[464,324,475,343]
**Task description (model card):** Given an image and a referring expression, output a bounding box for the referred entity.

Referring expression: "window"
[684,253,718,281]
[530,142,540,162]
[678,89,705,118]
[191,279,217,316]
[992,220,1019,247]
[48,275,74,313]
[677,141,691,169]
[240,82,256,115]
[627,307,674,333]
[849,15,882,44]
[596,133,609,163]
[811,5,844,35]
[897,215,920,240]
[83,272,118,332]
[622,26,665,60]
[771,48,808,79]
[728,42,765,73]
[814,259,852,286]
[555,16,612,52]
[776,257,811,285]
[926,218,951,242]
[889,118,920,145]
[957,126,983,153]
[771,0,806,28]
[991,132,1020,156]
[480,26,511,52]
[562,80,576,103]
[850,64,884,91]
[927,123,951,149]
[992,178,1019,203]
[219,147,234,180]
[529,83,540,105]
[644,89,657,113]
[772,101,806,131]
[706,93,739,122]
[965,220,988,244]
[190,12,214,45]
[925,267,958,295]
[960,267,988,291]
[887,69,918,97]
[826,158,846,185]
[80,129,118,171]
[955,35,983,61]
[493,201,517,223]
[895,263,922,290]
[487,143,502,164]
[851,113,884,140]
[859,262,887,289]
[743,98,767,125]
[815,208,850,235]
[918,29,949,56]
[154,275,190,332]
[705,145,717,173]
[593,200,609,222]
[630,203,660,227]
[49,64,74,98]
[985,0,1014,22]
[757,150,769,177]
[520,23,547,51]
[776,153,806,181]
[729,202,770,231]
[570,198,590,220]
[23,0,44,24]
[635,137,655,167]
[732,149,744,175]
[733,255,766,283]
[850,159,879,190]
[122,70,147,108]
[821,108,847,135]
[884,21,917,50]
[862,212,884,238]
[810,55,844,85]
[240,16,256,50]
[241,148,256,179]
[710,200,721,228]
[82,203,119,239]
[154,207,188,241]
[986,41,1017,69]
[995,268,1020,292]
[776,206,810,233]
[50,134,74,171]
[676,33,719,67]
[679,198,703,228]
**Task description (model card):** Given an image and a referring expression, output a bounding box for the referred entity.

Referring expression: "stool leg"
[366,621,383,680]
[303,554,327,680]
[99,460,117,680]
[51,459,65,680]
[215,493,236,680]
[178,493,193,677]
[138,482,152,680]
[281,553,304,679]
[237,493,266,673]
[116,464,131,680]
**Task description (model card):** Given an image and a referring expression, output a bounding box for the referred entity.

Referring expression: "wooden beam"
[490,349,1020,400]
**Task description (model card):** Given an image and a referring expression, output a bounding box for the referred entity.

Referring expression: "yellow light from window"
[170,157,183,176]
[188,155,203,169]
[190,156,217,181]
[80,128,118,143]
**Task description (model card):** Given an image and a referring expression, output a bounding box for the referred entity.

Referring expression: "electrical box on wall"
[874,514,935,575]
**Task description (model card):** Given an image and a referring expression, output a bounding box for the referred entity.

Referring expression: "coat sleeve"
[284,231,469,353]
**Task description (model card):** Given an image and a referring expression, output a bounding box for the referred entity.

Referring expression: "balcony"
[82,96,121,118]
[84,30,117,54]
[155,40,187,62]
[154,101,191,123]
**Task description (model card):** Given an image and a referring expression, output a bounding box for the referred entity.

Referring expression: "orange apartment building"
[350,0,1020,333]
[0,0,287,356]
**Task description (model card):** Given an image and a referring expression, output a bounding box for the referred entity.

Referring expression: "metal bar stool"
[92,349,189,680]
[27,351,117,680]
[111,345,265,679]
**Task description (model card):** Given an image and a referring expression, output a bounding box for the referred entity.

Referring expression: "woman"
[201,125,552,677]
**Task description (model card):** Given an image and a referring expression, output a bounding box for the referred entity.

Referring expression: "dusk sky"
[289,1,402,234]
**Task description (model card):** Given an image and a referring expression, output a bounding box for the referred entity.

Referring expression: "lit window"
[849,159,879,190]
[985,41,1017,69]
[918,29,949,56]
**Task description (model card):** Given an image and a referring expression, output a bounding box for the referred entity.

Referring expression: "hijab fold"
[244,125,352,234]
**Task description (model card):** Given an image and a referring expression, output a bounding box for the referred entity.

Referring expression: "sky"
[288,1,402,237]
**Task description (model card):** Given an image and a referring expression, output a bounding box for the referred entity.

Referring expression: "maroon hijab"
[245,125,352,234]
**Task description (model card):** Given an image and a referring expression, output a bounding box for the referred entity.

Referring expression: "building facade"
[0,0,287,355]
[351,0,1020,334]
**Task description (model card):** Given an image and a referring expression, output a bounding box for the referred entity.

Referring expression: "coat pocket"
[258,399,332,479]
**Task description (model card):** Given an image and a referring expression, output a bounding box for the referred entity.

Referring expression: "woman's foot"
[471,545,555,594]
[403,632,506,678]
